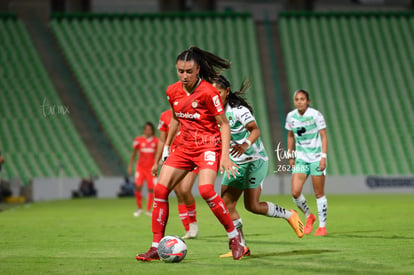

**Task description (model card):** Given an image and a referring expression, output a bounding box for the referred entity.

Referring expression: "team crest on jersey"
[174,101,178,106]
[192,100,198,108]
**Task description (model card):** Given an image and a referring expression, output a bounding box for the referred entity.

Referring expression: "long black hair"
[213,75,254,114]
[176,47,231,83]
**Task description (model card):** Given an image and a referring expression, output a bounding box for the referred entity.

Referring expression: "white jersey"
[285,107,326,163]
[225,104,268,164]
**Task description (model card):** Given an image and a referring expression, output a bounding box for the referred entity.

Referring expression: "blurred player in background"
[136,46,244,261]
[152,109,199,239]
[286,89,328,236]
[128,122,158,217]
[212,76,304,258]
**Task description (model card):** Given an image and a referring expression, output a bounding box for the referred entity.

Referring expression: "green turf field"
[1,194,413,274]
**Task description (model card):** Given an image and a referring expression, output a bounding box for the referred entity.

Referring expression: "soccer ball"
[157,235,187,263]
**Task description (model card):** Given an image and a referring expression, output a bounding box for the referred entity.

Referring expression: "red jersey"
[166,79,224,155]
[133,136,158,170]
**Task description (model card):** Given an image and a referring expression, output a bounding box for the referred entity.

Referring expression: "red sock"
[135,190,142,209]
[178,204,190,231]
[147,192,154,212]
[199,184,235,233]
[186,202,197,223]
[152,184,170,243]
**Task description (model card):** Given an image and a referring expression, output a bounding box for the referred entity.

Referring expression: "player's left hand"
[230,142,249,158]
[220,155,240,179]
[319,158,326,171]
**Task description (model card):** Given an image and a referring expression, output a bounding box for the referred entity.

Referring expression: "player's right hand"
[127,166,132,175]
[162,146,170,161]
[289,158,295,168]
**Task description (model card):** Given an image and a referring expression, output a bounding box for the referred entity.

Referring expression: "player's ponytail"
[176,46,231,82]
[213,75,254,114]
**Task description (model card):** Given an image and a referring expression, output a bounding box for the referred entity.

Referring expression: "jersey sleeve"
[166,86,174,107]
[315,111,326,130]
[133,138,140,149]
[205,89,224,116]
[158,113,168,132]
[235,106,255,127]
[285,112,292,131]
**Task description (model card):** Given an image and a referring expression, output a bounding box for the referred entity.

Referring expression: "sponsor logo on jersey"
[212,95,223,112]
[241,112,253,121]
[204,151,216,162]
[176,111,201,119]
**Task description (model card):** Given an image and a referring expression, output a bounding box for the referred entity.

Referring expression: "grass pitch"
[1,194,413,274]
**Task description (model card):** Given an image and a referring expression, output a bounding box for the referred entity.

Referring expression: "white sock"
[293,194,311,218]
[316,196,327,228]
[227,228,238,239]
[151,242,159,248]
[233,218,242,229]
[233,218,246,246]
[266,202,292,219]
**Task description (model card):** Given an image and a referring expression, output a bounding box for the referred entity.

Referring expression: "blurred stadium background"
[0,0,413,202]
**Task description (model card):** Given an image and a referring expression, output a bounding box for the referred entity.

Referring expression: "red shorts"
[135,168,157,189]
[164,148,221,173]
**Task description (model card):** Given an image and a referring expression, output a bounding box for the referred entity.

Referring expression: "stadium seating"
[279,12,414,175]
[0,15,102,183]
[50,13,275,170]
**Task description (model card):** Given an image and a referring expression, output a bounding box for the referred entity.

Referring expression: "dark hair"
[144,121,155,135]
[294,89,310,100]
[176,46,231,83]
[213,75,254,114]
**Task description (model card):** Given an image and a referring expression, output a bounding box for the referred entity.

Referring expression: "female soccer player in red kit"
[136,47,244,261]
[153,109,199,239]
[127,122,158,217]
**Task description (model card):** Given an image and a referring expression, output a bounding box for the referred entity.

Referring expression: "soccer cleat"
[189,222,198,238]
[182,231,191,239]
[182,222,198,239]
[220,246,250,258]
[136,247,160,262]
[145,211,152,217]
[287,210,304,238]
[314,227,327,236]
[133,209,142,217]
[304,213,316,234]
[229,233,244,260]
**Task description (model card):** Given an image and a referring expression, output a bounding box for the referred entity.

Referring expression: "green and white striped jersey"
[225,104,268,164]
[285,107,326,163]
